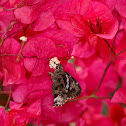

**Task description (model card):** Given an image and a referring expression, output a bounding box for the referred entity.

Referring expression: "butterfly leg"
[48,71,54,81]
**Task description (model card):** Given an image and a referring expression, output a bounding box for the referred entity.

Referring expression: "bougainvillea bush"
[0,0,126,125]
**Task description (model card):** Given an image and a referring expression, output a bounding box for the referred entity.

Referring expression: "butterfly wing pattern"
[49,64,81,107]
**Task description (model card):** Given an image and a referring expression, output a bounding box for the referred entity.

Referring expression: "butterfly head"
[56,64,63,70]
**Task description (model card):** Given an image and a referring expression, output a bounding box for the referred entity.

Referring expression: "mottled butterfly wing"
[49,64,81,107]
[65,72,81,99]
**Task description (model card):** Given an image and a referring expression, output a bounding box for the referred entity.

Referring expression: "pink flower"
[39,28,78,56]
[22,28,78,77]
[96,0,117,11]
[115,31,126,58]
[5,109,28,126]
[109,104,126,125]
[0,108,5,126]
[13,0,68,31]
[115,31,126,86]
[115,0,126,18]
[14,5,41,24]
[78,101,113,126]
[111,88,126,104]
[76,58,118,96]
[1,0,126,125]
[12,75,52,103]
[1,38,27,86]
[22,36,57,77]
[54,0,118,58]
[0,9,15,38]
[9,62,86,125]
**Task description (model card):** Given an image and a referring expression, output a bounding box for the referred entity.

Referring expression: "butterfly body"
[49,64,81,107]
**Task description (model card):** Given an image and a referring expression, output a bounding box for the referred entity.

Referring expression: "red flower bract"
[54,0,118,59]
[109,104,126,125]
[0,108,5,126]
[111,88,126,104]
[1,38,27,86]
[14,6,41,24]
[0,0,126,125]
[22,36,57,76]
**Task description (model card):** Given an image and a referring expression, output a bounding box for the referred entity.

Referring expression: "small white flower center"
[71,56,74,59]
[19,36,27,42]
[49,57,60,69]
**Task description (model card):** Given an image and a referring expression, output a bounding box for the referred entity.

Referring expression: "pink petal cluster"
[0,108,5,126]
[0,0,126,126]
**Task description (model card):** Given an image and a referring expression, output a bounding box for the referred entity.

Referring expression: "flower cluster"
[0,0,126,126]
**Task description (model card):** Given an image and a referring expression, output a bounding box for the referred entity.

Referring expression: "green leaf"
[101,102,109,116]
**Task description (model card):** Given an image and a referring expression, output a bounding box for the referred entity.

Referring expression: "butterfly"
[49,63,81,107]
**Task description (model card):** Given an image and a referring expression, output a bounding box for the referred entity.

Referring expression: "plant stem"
[0,91,11,94]
[16,40,26,63]
[5,86,12,109]
[0,20,15,48]
[67,95,111,103]
[93,48,126,95]
[103,39,116,55]
[93,25,123,95]
[0,53,23,57]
